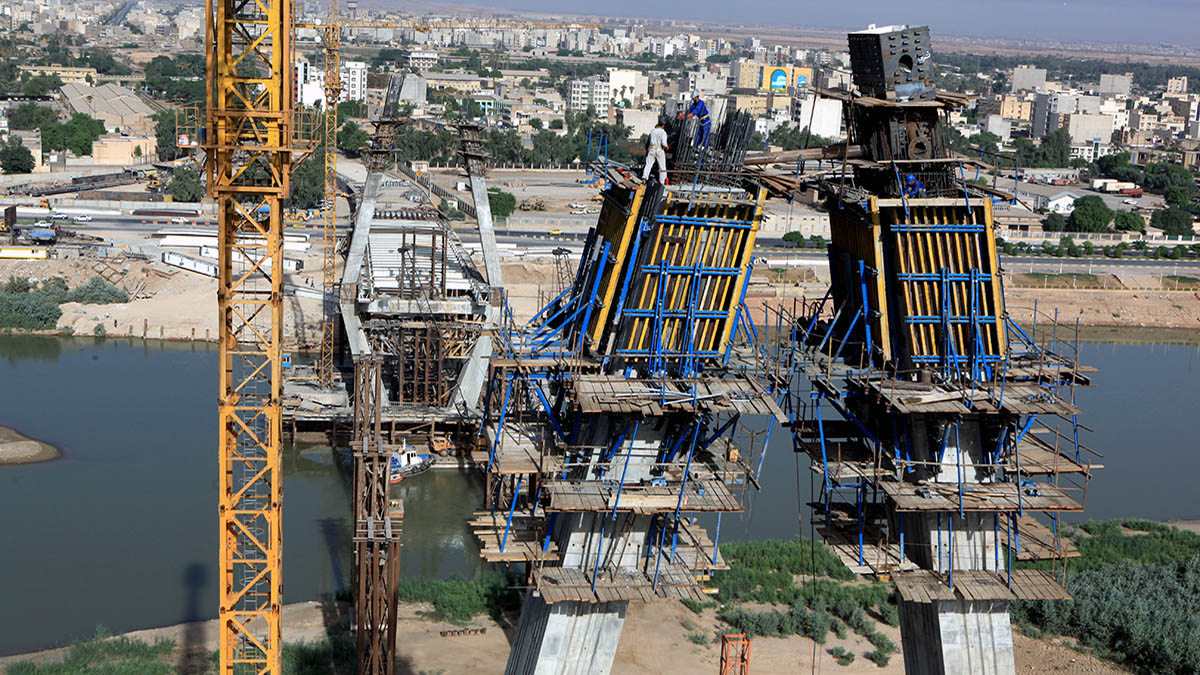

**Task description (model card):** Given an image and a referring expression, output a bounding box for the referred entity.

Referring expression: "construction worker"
[643,119,669,185]
[680,91,711,147]
[904,173,926,198]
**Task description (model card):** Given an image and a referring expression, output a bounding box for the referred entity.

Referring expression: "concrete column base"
[505,591,627,675]
[899,599,1015,675]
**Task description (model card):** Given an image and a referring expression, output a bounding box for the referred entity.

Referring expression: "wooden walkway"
[894,568,1069,603]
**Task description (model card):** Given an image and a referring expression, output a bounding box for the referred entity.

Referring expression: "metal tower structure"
[782,24,1097,674]
[185,0,308,668]
[472,104,785,675]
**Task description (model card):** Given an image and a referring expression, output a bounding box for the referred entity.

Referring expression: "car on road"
[34,220,51,227]
[170,216,189,224]
[570,209,588,215]
[1122,199,1139,205]
[50,213,69,221]
[549,229,564,235]
[72,214,92,223]
[584,208,600,214]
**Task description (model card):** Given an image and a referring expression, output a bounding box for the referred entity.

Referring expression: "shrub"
[681,598,715,615]
[879,601,899,627]
[681,618,697,632]
[687,631,709,645]
[393,572,521,623]
[93,322,106,337]
[69,277,129,304]
[865,647,891,667]
[0,291,62,330]
[4,275,32,294]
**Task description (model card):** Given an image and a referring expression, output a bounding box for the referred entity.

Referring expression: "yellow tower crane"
[182,8,600,672]
[300,14,600,389]
[183,0,313,669]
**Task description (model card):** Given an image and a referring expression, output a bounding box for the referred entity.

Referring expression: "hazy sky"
[471,0,1200,48]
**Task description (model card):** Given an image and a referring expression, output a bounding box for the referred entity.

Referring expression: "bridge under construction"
[188,0,1095,668]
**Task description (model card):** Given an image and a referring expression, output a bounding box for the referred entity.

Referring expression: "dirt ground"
[0,599,1127,674]
[1004,286,1200,330]
[428,168,601,214]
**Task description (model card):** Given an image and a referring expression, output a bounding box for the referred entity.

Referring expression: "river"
[0,334,1196,655]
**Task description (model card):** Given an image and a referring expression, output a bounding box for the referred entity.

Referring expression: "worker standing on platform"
[681,91,711,147]
[643,118,669,185]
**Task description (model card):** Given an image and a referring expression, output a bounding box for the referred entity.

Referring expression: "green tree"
[284,157,324,210]
[549,119,564,130]
[1113,210,1146,232]
[337,100,367,120]
[1039,127,1072,168]
[337,121,369,155]
[7,102,57,130]
[0,136,34,174]
[168,167,203,202]
[1165,185,1191,208]
[1096,151,1131,177]
[1042,212,1066,232]
[529,117,543,130]
[1069,196,1114,233]
[1142,162,1195,194]
[487,189,516,221]
[1151,207,1195,236]
[152,111,183,161]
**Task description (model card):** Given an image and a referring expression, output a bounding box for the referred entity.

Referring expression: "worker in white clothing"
[642,118,669,185]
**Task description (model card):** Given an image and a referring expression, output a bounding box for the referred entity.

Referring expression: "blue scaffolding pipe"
[893,163,911,221]
[712,512,723,565]
[816,399,832,492]
[899,512,906,563]
[609,423,640,520]
[755,396,783,482]
[590,513,609,594]
[652,512,668,591]
[814,391,882,448]
[890,224,987,233]
[903,316,999,324]
[670,426,702,557]
[650,258,670,376]
[532,384,566,442]
[897,272,993,282]
[833,308,863,361]
[525,285,572,329]
[702,415,740,451]
[857,485,865,566]
[655,214,755,228]
[937,512,943,573]
[543,512,557,552]
[622,309,729,319]
[573,242,611,352]
[1007,513,1015,588]
[500,475,523,553]
[604,218,649,365]
[858,260,874,364]
[993,512,1000,571]
[600,425,630,473]
[681,260,704,376]
[487,379,514,470]
[639,264,742,276]
[725,267,758,363]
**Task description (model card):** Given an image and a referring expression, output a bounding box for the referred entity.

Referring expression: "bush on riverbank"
[0,276,127,331]
[710,537,898,665]
[4,629,176,674]
[394,572,522,624]
[1013,520,1200,674]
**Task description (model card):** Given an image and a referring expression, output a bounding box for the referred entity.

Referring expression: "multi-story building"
[1011,65,1047,92]
[568,77,610,112]
[1064,112,1115,145]
[1167,76,1189,94]
[1099,73,1133,96]
[605,68,648,107]
[341,60,367,102]
[404,50,438,71]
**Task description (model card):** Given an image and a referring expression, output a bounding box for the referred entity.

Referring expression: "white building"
[405,50,438,71]
[791,95,843,140]
[1167,76,1189,94]
[341,61,367,103]
[1065,113,1115,145]
[605,68,648,107]
[1099,73,1133,96]
[568,78,610,112]
[1047,192,1082,215]
[1011,65,1047,92]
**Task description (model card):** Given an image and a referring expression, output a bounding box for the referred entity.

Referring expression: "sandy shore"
[0,598,1126,674]
[0,426,60,465]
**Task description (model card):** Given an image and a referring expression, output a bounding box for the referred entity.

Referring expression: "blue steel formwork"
[469,168,788,613]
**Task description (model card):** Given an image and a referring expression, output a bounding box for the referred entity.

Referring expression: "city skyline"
[461,0,1200,48]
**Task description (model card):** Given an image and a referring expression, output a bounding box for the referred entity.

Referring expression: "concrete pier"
[900,599,1015,675]
[505,594,627,675]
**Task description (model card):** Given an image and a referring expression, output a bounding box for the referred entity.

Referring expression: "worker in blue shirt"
[680,91,711,147]
[904,173,926,198]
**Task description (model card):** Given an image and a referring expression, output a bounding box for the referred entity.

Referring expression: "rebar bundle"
[663,102,756,189]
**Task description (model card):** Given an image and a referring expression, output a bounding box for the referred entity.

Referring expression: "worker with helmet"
[904,173,926,198]
[680,91,711,147]
[643,118,670,185]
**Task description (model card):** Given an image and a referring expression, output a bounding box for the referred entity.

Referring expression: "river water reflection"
[0,335,1195,654]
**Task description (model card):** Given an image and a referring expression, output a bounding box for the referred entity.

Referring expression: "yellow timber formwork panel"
[881,198,1006,370]
[585,183,646,348]
[205,0,294,668]
[610,189,764,372]
[828,202,893,365]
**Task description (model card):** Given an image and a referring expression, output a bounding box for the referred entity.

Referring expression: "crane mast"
[199,0,299,669]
